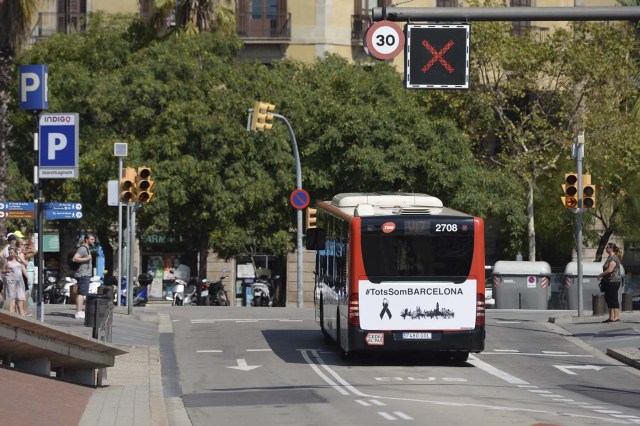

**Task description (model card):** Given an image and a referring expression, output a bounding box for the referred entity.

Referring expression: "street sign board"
[405,24,470,89]
[41,202,82,211]
[290,189,310,210]
[0,202,35,211]
[0,211,36,219]
[19,65,48,111]
[45,210,83,220]
[364,20,405,61]
[39,113,79,179]
[0,202,36,219]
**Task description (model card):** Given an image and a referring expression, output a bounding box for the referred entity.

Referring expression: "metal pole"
[273,113,304,308]
[126,203,132,314]
[33,113,44,321]
[117,159,123,306]
[575,133,585,317]
[371,6,640,22]
[128,204,137,315]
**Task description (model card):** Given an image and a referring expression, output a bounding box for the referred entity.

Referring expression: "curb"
[607,347,640,369]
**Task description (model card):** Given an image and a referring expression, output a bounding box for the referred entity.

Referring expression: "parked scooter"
[61,277,77,304]
[188,276,210,306]
[172,278,188,306]
[43,276,65,304]
[184,281,198,306]
[251,274,279,307]
[132,273,153,307]
[208,271,230,306]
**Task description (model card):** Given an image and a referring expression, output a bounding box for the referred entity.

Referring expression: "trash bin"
[593,294,607,315]
[492,261,551,309]
[564,262,625,311]
[84,294,111,327]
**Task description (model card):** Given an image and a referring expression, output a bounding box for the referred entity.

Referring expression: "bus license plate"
[365,333,384,345]
[402,332,432,340]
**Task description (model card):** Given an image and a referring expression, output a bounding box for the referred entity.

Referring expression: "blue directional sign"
[0,202,35,211]
[39,113,79,179]
[45,210,83,220]
[19,65,48,110]
[41,202,82,211]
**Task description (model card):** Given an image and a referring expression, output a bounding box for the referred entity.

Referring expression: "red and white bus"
[306,193,486,361]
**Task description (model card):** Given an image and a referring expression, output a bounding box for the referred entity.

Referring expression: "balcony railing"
[236,12,291,41]
[511,24,549,43]
[29,11,88,44]
[352,14,371,44]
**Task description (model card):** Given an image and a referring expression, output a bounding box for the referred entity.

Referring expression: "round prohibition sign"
[366,20,405,60]
[289,188,310,210]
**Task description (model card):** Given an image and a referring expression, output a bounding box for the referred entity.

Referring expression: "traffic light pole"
[117,158,123,306]
[272,113,304,308]
[574,133,585,317]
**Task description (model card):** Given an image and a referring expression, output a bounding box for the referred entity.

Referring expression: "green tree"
[0,0,37,236]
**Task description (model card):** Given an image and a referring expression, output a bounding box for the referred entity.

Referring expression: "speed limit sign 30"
[364,20,405,61]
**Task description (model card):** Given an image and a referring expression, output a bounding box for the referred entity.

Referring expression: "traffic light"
[136,166,155,203]
[582,174,596,209]
[561,173,578,208]
[120,167,137,203]
[250,101,276,132]
[305,207,317,229]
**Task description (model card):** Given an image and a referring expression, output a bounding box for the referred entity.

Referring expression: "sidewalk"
[548,309,640,370]
[0,303,189,426]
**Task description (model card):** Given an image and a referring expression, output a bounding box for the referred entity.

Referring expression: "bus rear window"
[360,217,474,283]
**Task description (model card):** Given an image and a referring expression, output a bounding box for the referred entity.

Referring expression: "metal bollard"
[592,294,606,315]
[621,292,633,312]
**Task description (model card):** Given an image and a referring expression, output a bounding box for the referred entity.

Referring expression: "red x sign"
[405,24,470,89]
[421,40,455,74]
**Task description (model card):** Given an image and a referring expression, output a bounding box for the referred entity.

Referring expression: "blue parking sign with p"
[19,65,48,110]
[39,113,79,179]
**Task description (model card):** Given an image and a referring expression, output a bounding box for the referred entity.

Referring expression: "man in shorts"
[72,234,96,319]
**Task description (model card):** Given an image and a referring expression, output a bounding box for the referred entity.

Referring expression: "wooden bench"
[0,310,127,386]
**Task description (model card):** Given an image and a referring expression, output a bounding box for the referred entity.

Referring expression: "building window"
[437,0,458,7]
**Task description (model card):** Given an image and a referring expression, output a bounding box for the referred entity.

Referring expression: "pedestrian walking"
[16,239,36,316]
[2,231,24,258]
[1,247,27,315]
[598,242,623,323]
[72,234,96,319]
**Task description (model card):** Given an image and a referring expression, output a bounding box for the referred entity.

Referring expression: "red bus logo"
[381,222,396,233]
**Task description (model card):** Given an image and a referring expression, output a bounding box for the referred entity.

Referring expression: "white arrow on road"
[227,359,261,371]
[553,365,604,375]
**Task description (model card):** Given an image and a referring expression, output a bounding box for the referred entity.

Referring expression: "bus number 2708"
[435,224,458,232]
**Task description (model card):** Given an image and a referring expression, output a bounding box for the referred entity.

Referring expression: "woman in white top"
[1,247,27,315]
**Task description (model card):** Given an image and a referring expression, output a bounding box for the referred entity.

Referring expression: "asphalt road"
[162,307,640,426]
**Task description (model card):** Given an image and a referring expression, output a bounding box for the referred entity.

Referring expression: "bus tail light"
[476,293,485,326]
[348,293,360,326]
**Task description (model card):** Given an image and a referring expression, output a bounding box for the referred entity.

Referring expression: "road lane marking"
[191,318,303,323]
[468,354,530,385]
[301,350,630,424]
[542,351,569,354]
[355,399,370,407]
[482,352,593,357]
[553,365,604,375]
[378,412,396,420]
[299,350,350,396]
[196,350,222,353]
[246,349,272,352]
[394,412,414,420]
[369,399,386,406]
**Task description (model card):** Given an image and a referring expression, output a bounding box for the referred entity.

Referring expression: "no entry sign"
[290,189,310,210]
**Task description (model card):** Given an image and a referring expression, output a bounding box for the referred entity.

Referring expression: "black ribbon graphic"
[380,298,392,319]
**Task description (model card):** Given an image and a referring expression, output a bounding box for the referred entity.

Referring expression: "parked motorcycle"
[208,272,230,306]
[188,276,210,306]
[251,274,279,307]
[172,278,188,306]
[43,276,65,304]
[61,277,77,304]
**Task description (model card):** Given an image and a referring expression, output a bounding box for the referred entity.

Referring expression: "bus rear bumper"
[348,325,485,353]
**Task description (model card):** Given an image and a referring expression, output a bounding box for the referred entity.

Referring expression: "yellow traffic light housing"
[136,166,155,203]
[250,101,276,132]
[561,173,578,208]
[582,174,596,209]
[120,167,137,203]
[306,207,317,229]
